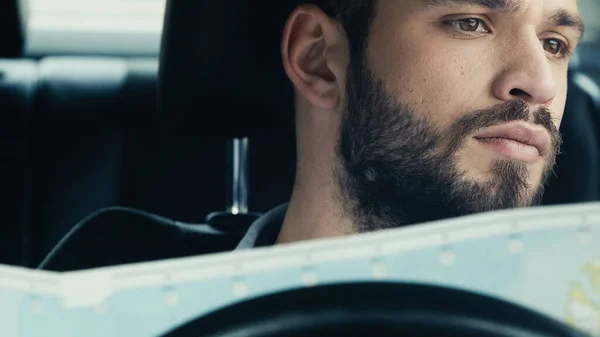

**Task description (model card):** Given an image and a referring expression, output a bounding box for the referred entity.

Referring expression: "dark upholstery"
[0,0,24,58]
[31,57,133,262]
[13,53,293,268]
[30,57,161,264]
[159,1,297,139]
[0,60,35,266]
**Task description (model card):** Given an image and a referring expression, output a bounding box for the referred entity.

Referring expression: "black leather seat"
[30,57,160,263]
[0,60,36,267]
[0,0,24,58]
[160,0,298,216]
[27,53,293,266]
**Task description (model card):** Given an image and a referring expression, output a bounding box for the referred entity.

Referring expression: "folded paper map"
[1,202,599,337]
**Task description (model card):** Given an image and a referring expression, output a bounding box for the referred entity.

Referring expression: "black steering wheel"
[160,282,588,337]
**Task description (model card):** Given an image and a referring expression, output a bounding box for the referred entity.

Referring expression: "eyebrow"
[550,9,586,42]
[424,0,525,12]
[425,0,586,42]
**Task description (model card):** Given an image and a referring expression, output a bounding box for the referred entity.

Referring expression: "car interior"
[0,0,599,273]
[1,1,600,337]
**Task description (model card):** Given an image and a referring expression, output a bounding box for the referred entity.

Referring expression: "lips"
[473,122,552,162]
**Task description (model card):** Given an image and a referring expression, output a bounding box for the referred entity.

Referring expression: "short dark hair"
[299,0,378,55]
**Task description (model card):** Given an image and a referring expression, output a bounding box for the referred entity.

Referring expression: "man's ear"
[282,5,342,110]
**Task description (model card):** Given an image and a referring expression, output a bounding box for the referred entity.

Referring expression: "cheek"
[368,32,494,128]
[550,79,568,128]
[549,98,566,128]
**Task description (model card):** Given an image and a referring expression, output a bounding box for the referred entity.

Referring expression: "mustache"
[444,100,563,158]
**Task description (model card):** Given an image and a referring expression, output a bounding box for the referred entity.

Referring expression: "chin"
[458,158,546,209]
[462,156,543,182]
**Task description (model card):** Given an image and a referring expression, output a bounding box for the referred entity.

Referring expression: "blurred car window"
[21,0,166,56]
[579,0,600,43]
[17,0,600,57]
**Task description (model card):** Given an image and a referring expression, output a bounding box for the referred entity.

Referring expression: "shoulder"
[38,207,243,271]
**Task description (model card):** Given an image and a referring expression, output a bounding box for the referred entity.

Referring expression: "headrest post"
[227,138,249,214]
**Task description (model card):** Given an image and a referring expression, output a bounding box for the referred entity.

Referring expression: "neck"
[278,98,353,244]
[276,169,355,245]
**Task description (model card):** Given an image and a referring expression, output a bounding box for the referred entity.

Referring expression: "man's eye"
[449,18,489,33]
[542,38,567,56]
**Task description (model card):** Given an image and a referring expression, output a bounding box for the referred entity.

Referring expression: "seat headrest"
[0,0,24,57]
[159,1,297,138]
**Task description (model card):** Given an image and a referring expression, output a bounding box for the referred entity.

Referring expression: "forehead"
[540,0,580,13]
[381,0,580,15]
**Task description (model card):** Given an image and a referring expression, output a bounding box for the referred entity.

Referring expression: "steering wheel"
[160,282,588,337]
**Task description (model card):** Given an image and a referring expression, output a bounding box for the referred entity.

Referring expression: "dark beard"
[335,54,562,232]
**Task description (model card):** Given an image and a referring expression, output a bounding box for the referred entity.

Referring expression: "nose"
[492,38,557,107]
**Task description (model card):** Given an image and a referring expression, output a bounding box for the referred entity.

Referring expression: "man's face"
[335,0,583,231]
